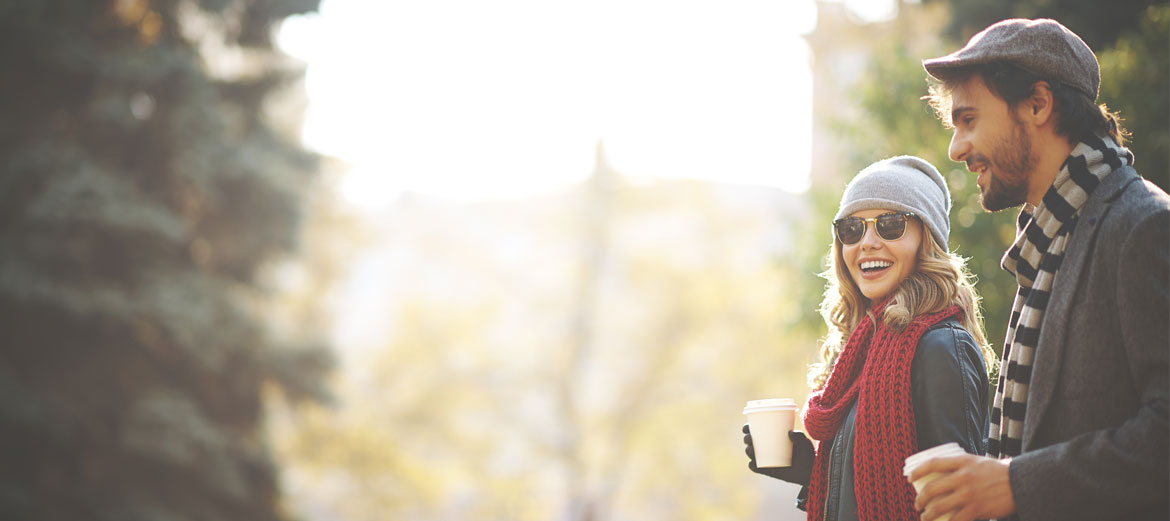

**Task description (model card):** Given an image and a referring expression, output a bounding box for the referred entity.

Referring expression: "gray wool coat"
[1008,165,1170,521]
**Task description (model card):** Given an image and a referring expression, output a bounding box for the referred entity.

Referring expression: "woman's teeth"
[860,260,892,272]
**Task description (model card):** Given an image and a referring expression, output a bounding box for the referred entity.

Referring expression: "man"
[908,18,1169,521]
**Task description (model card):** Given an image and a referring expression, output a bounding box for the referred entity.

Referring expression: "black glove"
[742,423,815,486]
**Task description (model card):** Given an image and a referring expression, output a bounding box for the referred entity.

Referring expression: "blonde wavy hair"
[807,222,998,390]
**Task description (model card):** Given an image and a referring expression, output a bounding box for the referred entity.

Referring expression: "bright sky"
[278,0,841,206]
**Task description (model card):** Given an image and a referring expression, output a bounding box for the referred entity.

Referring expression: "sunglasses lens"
[875,213,908,240]
[835,218,865,244]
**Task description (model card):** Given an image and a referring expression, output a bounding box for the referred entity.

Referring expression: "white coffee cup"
[743,398,799,468]
[903,442,967,521]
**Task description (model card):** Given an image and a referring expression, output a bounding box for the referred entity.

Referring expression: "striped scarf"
[989,135,1133,459]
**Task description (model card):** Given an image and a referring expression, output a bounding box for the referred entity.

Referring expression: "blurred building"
[804,0,946,186]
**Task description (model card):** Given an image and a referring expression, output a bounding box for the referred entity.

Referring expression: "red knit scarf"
[802,302,960,521]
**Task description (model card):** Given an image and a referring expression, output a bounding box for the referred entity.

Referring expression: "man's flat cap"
[923,18,1099,100]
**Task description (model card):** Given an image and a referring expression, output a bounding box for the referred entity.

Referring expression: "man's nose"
[948,130,969,165]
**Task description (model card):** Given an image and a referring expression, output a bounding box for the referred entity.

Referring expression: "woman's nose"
[859,224,883,249]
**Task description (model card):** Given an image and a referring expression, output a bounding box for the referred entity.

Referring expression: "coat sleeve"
[1010,205,1170,521]
[910,324,990,455]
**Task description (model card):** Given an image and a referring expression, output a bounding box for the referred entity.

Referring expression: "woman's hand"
[742,424,815,485]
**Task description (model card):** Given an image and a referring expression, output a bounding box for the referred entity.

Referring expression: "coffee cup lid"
[903,442,966,475]
[743,398,798,414]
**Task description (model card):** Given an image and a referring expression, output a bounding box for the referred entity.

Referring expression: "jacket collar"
[1021,165,1140,447]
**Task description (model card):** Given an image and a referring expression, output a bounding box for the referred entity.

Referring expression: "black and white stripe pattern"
[988,135,1133,458]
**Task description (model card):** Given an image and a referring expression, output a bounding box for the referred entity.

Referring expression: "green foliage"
[1099,5,1170,191]
[0,1,330,520]
[934,0,1160,50]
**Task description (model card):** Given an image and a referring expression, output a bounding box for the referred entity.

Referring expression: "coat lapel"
[1020,167,1138,448]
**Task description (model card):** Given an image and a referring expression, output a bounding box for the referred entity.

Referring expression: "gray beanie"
[834,156,951,251]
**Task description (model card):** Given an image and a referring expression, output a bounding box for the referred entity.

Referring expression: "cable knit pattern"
[803,301,960,521]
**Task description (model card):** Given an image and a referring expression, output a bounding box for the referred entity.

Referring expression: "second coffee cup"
[903,442,967,521]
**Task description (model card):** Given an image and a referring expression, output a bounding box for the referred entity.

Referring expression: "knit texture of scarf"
[989,135,1133,459]
[802,301,960,521]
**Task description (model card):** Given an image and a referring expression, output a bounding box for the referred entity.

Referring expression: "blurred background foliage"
[0,1,333,520]
[0,1,1165,521]
[273,154,817,520]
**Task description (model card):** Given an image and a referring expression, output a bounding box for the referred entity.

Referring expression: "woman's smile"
[842,209,923,301]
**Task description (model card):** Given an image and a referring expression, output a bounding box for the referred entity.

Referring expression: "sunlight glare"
[278,0,818,206]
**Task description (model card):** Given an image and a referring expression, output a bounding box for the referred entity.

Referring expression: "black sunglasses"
[833,211,916,245]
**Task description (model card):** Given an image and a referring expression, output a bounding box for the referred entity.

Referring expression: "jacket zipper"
[822,440,833,521]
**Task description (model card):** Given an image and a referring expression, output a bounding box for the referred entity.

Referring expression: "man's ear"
[1022,81,1056,125]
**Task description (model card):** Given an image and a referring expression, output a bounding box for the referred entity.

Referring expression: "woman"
[742,156,997,521]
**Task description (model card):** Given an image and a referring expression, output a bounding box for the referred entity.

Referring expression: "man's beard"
[974,118,1034,212]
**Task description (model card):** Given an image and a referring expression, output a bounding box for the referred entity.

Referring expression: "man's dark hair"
[926,63,1128,146]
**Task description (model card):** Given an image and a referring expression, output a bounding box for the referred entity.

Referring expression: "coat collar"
[1021,165,1140,448]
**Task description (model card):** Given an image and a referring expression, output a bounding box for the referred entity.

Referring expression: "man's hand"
[742,423,815,485]
[909,453,1016,521]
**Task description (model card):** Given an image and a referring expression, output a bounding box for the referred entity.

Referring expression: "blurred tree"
[0,1,331,520]
[550,159,813,521]
[275,154,816,521]
[773,185,840,385]
[934,0,1158,51]
[1098,5,1170,192]
[278,299,503,519]
[929,0,1170,190]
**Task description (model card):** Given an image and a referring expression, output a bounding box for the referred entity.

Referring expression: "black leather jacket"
[799,318,990,521]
